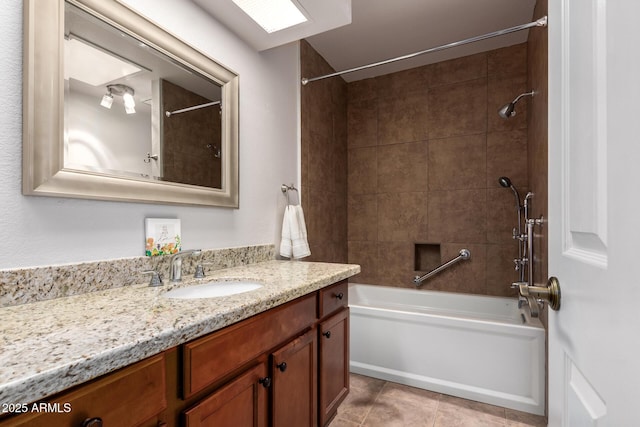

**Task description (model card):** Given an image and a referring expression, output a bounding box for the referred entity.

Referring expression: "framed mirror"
[23,0,239,207]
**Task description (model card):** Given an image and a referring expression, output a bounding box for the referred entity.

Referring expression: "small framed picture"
[145,218,181,256]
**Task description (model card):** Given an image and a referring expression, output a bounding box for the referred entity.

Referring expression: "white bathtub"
[349,283,545,415]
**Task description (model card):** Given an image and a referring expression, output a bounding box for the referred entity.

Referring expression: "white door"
[548,1,640,425]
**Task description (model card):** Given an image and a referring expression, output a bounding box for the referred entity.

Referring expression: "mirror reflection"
[64,2,222,189]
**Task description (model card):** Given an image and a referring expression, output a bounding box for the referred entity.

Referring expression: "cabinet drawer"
[0,354,166,427]
[318,281,348,319]
[183,293,316,398]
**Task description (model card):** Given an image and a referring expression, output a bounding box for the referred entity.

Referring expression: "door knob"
[519,277,561,311]
[276,362,287,372]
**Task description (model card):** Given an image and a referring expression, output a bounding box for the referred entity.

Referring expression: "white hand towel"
[279,205,311,259]
[279,205,294,258]
[291,205,311,259]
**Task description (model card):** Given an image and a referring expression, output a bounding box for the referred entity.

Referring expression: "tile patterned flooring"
[329,374,547,427]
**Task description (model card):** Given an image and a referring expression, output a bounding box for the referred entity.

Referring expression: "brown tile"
[378,91,429,145]
[428,78,487,139]
[336,376,383,424]
[376,381,440,407]
[348,99,378,148]
[349,77,378,103]
[348,147,377,194]
[350,373,386,394]
[309,131,335,192]
[429,134,487,191]
[348,194,378,242]
[303,82,333,139]
[487,43,527,78]
[377,192,428,242]
[487,129,528,189]
[329,417,360,427]
[301,127,310,192]
[434,394,506,427]
[427,189,487,244]
[306,189,341,246]
[505,408,547,427]
[348,241,378,284]
[487,75,528,133]
[362,382,439,426]
[375,242,417,287]
[486,244,520,297]
[377,141,429,193]
[429,52,487,87]
[426,243,487,294]
[486,188,524,245]
[309,241,347,264]
[332,190,348,243]
[376,65,430,98]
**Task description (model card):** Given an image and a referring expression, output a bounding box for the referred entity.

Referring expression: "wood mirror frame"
[23,0,239,207]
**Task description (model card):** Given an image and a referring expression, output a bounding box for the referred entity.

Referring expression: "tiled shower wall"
[528,0,549,318]
[301,41,532,297]
[300,40,348,263]
[346,44,529,297]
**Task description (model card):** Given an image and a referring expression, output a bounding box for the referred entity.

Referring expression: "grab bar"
[413,249,471,286]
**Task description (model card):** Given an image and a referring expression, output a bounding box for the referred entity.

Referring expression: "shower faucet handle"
[512,228,527,242]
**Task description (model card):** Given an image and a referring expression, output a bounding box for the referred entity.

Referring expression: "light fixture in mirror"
[23,0,239,207]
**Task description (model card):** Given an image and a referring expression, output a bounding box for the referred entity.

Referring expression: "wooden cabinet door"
[0,355,166,427]
[318,308,349,427]
[183,363,268,427]
[271,329,317,427]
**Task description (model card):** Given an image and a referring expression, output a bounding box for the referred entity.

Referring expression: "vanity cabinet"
[0,280,350,427]
[181,280,349,427]
[0,354,167,427]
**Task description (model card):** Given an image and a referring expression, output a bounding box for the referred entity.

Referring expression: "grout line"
[359,379,388,425]
[431,393,441,427]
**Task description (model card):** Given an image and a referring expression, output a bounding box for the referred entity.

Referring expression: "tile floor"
[329,374,547,427]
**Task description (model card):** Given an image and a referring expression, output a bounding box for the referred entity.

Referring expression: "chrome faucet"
[169,249,202,282]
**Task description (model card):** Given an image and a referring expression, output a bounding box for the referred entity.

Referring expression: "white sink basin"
[163,280,263,299]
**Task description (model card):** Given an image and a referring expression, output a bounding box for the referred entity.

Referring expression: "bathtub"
[349,283,545,415]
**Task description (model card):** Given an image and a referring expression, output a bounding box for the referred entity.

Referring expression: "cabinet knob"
[335,292,344,300]
[82,418,103,427]
[276,362,287,372]
[322,331,331,339]
[259,377,272,388]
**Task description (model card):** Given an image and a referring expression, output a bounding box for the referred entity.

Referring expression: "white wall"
[0,0,300,269]
[66,88,153,176]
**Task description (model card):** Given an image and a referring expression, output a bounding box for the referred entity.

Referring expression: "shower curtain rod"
[301,16,547,85]
[165,100,221,117]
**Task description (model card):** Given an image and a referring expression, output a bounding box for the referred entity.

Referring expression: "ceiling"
[196,0,537,83]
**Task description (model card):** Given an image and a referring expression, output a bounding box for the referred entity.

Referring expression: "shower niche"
[414,243,441,272]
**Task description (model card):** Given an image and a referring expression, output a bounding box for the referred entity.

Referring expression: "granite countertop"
[0,260,360,405]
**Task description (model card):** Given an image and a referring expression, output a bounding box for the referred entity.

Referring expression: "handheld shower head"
[498,176,512,188]
[498,176,522,210]
[498,91,535,119]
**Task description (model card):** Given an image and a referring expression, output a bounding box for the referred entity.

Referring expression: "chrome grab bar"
[413,249,470,286]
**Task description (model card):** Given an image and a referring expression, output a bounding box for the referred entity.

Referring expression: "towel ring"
[281,184,299,205]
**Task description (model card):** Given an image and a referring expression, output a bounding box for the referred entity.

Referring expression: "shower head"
[498,176,522,210]
[498,176,512,188]
[498,91,535,119]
